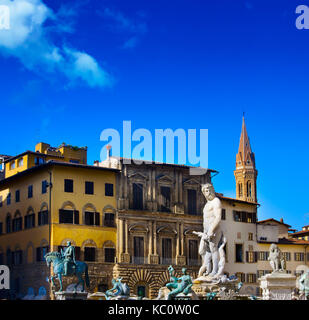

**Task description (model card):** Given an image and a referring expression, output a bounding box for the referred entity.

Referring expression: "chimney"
[106,145,112,160]
[280,218,284,224]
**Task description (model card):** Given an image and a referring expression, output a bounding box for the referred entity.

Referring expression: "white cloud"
[0,0,113,88]
[100,7,147,49]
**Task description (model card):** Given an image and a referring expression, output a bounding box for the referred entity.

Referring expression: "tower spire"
[234,115,258,203]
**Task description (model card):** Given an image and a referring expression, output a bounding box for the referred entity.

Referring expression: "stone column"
[150,220,159,264]
[176,222,186,265]
[125,219,129,254]
[119,218,130,263]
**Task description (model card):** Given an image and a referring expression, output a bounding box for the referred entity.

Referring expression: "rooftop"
[257,218,291,228]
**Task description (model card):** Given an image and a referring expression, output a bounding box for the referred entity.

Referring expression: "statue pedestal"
[192,277,239,300]
[54,291,88,300]
[258,272,296,300]
[174,292,199,301]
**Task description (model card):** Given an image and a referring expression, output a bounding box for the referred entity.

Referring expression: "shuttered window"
[59,210,79,224]
[132,183,143,210]
[187,189,197,215]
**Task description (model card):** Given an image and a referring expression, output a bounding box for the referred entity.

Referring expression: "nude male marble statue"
[193,183,227,282]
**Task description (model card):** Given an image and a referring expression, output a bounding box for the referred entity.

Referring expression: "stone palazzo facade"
[97,157,214,298]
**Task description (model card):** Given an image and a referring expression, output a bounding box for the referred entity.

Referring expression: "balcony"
[160,257,175,265]
[132,256,147,264]
[187,259,200,266]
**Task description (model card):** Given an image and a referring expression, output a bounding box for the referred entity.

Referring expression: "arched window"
[25,208,35,229]
[12,212,22,232]
[103,241,116,263]
[6,215,11,233]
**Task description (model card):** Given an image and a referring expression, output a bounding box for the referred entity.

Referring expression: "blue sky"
[0,0,308,230]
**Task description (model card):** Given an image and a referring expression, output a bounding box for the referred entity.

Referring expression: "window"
[248,233,253,241]
[85,181,94,195]
[233,210,256,223]
[28,185,33,199]
[18,158,23,167]
[295,252,305,261]
[25,214,35,229]
[160,186,171,212]
[104,213,115,227]
[64,179,73,193]
[247,273,256,283]
[258,251,269,261]
[10,162,15,170]
[187,189,197,215]
[104,248,115,263]
[133,237,144,264]
[236,272,246,282]
[132,183,143,210]
[12,216,22,232]
[283,252,291,261]
[105,183,114,197]
[36,246,49,262]
[188,240,199,265]
[162,238,172,264]
[35,157,45,166]
[221,209,226,220]
[246,251,257,263]
[85,211,100,226]
[38,210,48,225]
[42,180,47,194]
[7,193,11,205]
[12,250,23,265]
[59,209,79,224]
[84,247,95,261]
[15,190,20,203]
[235,244,243,263]
[259,237,267,241]
[233,211,241,222]
[6,216,11,233]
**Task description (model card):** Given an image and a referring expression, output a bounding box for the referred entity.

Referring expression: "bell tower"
[234,115,258,203]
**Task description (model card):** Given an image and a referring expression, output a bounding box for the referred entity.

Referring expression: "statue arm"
[208,198,222,236]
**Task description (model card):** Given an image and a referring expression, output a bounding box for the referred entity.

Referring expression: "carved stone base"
[176,255,186,265]
[120,253,131,263]
[259,272,296,300]
[54,291,88,300]
[149,254,159,264]
[192,278,238,299]
[174,203,184,214]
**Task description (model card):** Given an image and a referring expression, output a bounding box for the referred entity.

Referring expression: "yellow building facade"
[0,143,118,299]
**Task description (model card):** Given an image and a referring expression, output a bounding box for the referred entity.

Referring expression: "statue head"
[182,267,187,275]
[201,183,216,201]
[67,241,71,246]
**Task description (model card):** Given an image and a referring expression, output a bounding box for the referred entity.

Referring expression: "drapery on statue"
[45,243,89,292]
[193,183,227,281]
[166,266,193,300]
[268,243,286,273]
[103,277,130,300]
